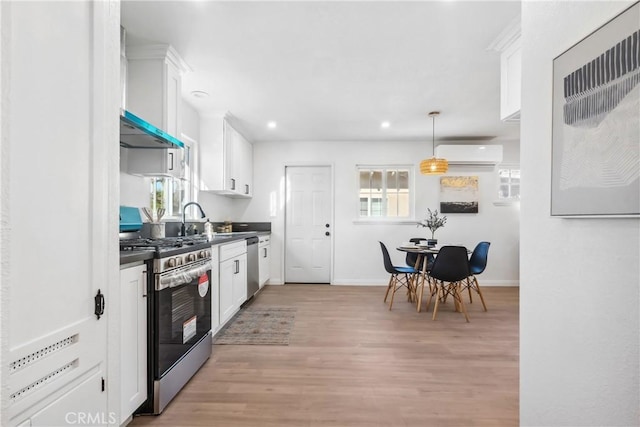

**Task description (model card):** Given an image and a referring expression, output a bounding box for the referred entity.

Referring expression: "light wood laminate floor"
[130,284,519,427]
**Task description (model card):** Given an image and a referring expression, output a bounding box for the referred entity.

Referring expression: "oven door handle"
[156,260,211,291]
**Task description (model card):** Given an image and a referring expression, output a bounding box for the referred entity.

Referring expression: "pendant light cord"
[432,115,436,157]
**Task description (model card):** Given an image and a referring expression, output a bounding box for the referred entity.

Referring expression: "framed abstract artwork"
[440,176,479,214]
[551,2,640,217]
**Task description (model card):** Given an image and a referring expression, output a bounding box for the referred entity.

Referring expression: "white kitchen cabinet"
[232,255,248,306]
[219,258,236,325]
[218,240,248,325]
[125,44,190,177]
[200,116,253,197]
[500,36,521,122]
[119,263,148,424]
[232,125,253,197]
[489,19,521,122]
[258,235,271,288]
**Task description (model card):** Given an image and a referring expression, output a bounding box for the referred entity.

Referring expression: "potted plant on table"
[417,208,447,246]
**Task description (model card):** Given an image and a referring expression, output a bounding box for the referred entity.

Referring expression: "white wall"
[238,139,520,285]
[520,2,639,425]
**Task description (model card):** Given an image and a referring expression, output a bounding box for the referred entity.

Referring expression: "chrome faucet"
[181,202,206,236]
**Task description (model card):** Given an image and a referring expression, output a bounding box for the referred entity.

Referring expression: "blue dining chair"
[379,241,418,310]
[426,246,471,322]
[461,241,490,311]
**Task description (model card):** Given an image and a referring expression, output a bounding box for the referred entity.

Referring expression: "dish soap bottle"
[204,218,214,239]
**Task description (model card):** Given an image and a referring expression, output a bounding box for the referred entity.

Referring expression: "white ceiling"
[121,1,521,143]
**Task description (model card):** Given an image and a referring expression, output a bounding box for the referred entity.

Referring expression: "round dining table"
[396,245,439,312]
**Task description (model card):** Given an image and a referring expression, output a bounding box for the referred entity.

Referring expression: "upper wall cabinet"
[489,18,521,122]
[125,44,191,177]
[200,115,253,198]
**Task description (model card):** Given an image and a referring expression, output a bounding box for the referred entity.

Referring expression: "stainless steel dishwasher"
[245,236,260,299]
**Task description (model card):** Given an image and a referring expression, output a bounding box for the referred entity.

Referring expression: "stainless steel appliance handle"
[156,259,211,291]
[142,270,147,298]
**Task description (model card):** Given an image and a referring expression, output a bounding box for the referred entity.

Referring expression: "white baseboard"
[480,280,519,287]
[332,278,519,287]
[331,279,388,286]
[266,279,519,287]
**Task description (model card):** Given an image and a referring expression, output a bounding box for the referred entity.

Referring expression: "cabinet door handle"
[231,178,236,190]
[142,270,147,298]
[168,152,174,171]
[263,248,267,258]
[245,184,249,194]
[234,259,239,274]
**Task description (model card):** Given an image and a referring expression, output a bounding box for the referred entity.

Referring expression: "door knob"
[325,231,330,236]
[325,224,330,228]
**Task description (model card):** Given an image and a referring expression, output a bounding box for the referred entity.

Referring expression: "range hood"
[119,110,185,149]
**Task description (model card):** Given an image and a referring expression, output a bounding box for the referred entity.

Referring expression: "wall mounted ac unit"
[434,145,503,165]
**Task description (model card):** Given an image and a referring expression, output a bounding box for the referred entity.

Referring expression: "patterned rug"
[213,307,296,345]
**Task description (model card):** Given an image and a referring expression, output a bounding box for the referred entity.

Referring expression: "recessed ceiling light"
[478,146,486,150]
[381,121,391,129]
[191,90,209,99]
[267,121,277,129]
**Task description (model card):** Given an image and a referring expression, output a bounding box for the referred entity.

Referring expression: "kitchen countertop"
[120,231,269,265]
[120,249,155,265]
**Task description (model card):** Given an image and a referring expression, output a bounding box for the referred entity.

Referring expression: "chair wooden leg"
[388,274,398,310]
[432,283,442,320]
[425,278,437,313]
[406,274,414,302]
[466,277,473,303]
[416,274,425,312]
[453,282,470,322]
[410,273,418,303]
[473,276,488,311]
[383,275,393,302]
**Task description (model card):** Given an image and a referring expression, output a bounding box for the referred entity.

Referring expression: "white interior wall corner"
[520,1,640,425]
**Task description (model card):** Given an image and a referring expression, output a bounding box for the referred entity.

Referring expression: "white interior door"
[285,166,332,283]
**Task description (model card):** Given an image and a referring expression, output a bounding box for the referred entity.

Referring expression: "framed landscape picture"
[551,2,640,217]
[440,176,479,214]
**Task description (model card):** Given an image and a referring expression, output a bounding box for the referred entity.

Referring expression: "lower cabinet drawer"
[220,240,247,262]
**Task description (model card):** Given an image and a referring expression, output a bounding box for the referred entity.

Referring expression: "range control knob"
[206,250,211,257]
[199,251,207,259]
[167,258,176,268]
[187,254,196,262]
[176,257,183,266]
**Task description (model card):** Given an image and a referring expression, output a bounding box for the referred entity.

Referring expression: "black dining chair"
[426,246,471,322]
[379,241,418,310]
[461,241,490,311]
[405,238,434,271]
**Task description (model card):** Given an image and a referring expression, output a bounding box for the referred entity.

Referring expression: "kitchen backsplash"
[139,221,271,238]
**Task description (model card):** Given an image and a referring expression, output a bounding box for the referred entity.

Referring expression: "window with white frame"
[358,166,412,218]
[149,142,196,218]
[497,167,520,200]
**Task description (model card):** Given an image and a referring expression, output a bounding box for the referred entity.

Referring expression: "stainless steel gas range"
[121,235,213,415]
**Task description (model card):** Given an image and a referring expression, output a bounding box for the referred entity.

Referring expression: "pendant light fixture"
[419,111,448,175]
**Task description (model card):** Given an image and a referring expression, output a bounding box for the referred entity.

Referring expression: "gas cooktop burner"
[120,236,211,252]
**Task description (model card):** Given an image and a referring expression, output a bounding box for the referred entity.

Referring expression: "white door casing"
[1,1,120,426]
[285,166,333,283]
